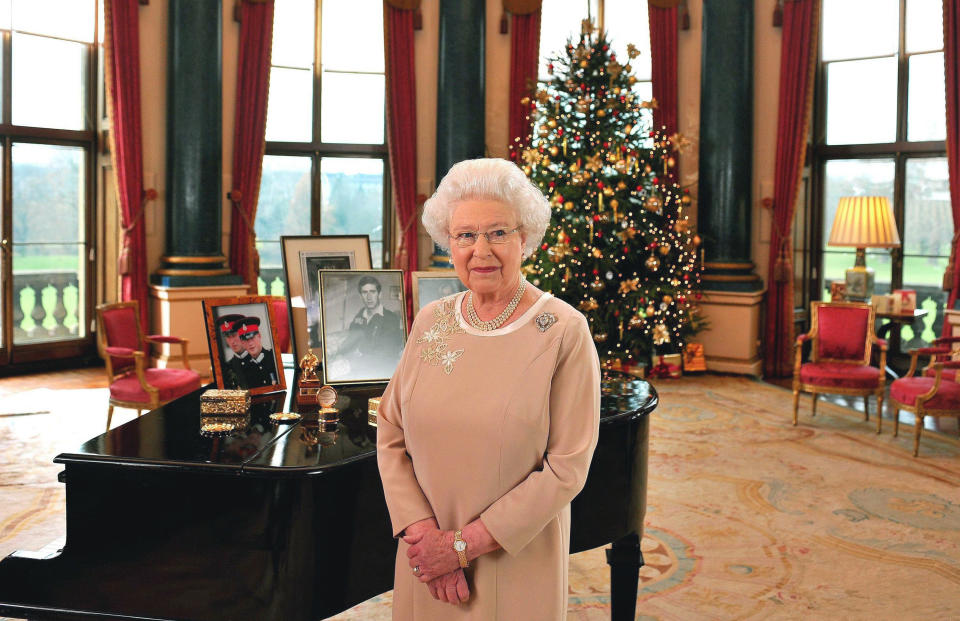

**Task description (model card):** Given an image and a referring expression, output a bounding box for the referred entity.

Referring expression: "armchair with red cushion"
[792,301,887,431]
[96,300,202,431]
[888,346,960,456]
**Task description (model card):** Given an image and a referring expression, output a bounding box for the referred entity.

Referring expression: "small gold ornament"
[624,124,633,134]
[652,323,671,345]
[538,124,550,137]
[590,279,605,292]
[659,244,671,255]
[576,98,590,113]
[674,219,690,233]
[593,332,608,343]
[628,314,645,329]
[613,87,622,95]
[614,159,628,173]
[617,181,628,190]
[662,295,674,305]
[616,227,637,242]
[646,305,656,317]
[520,96,531,106]
[547,118,557,129]
[628,76,637,85]
[623,63,632,73]
[619,278,639,294]
[627,43,640,59]
[645,254,660,271]
[522,148,542,165]
[298,352,320,382]
[572,172,585,186]
[596,108,607,117]
[610,198,620,209]
[681,195,692,206]
[592,247,604,258]
[667,157,676,168]
[644,195,663,213]
[547,246,564,262]
[522,165,532,175]
[549,146,559,157]
[603,187,615,197]
[693,235,702,246]
[564,201,575,211]
[580,298,600,312]
[644,164,653,173]
[569,161,580,173]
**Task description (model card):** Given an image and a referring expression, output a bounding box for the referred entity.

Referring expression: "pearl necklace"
[466,279,527,331]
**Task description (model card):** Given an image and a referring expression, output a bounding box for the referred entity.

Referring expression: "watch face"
[454,540,467,552]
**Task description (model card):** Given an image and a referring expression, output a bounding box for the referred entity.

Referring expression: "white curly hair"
[422,158,552,257]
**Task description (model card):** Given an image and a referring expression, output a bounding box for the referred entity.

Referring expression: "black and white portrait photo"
[318,270,407,384]
[412,271,467,312]
[203,297,286,396]
[301,252,353,349]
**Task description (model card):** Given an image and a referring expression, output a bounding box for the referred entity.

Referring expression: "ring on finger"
[413,565,421,576]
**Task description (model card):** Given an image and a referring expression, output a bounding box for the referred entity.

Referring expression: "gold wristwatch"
[453,529,469,568]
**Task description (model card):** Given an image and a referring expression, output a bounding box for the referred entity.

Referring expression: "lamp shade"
[827,196,901,248]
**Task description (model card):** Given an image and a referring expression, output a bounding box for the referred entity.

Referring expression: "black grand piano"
[0,368,656,621]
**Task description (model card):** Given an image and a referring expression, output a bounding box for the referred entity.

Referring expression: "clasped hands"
[403,521,469,606]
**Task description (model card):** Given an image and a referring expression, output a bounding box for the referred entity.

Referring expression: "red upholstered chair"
[792,302,887,430]
[96,301,202,431]
[270,296,291,354]
[920,336,960,385]
[889,347,960,456]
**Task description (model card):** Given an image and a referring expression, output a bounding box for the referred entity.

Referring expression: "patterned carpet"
[2,374,959,619]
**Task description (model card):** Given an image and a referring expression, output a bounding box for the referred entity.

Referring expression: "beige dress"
[377,291,601,621]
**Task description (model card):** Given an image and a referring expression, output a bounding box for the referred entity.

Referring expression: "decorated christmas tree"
[514,20,702,367]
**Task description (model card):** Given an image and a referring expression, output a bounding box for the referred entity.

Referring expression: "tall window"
[256,0,388,296]
[814,0,947,346]
[0,0,98,365]
[539,0,652,106]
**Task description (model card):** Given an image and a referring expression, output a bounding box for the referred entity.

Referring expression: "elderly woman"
[376,158,601,620]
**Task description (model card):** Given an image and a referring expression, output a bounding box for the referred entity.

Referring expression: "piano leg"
[605,532,644,621]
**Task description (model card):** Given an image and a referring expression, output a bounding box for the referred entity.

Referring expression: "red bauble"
[541,243,548,250]
[548,181,555,188]
[593,269,599,275]
[597,181,605,189]
[652,177,659,184]
[593,215,600,221]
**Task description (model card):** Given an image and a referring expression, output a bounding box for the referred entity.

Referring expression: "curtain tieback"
[119,188,157,276]
[773,237,792,283]
[228,189,260,279]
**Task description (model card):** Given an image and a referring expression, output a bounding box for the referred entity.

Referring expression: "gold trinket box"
[316,385,338,408]
[368,396,382,427]
[319,406,340,423]
[200,389,251,415]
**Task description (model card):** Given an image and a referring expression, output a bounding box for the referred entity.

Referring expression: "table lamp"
[827,196,900,302]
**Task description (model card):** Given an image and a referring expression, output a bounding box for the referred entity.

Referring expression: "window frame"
[261,0,391,274]
[809,0,947,319]
[0,9,100,368]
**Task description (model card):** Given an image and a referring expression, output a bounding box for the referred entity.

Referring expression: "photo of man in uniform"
[237,317,279,388]
[325,274,405,381]
[217,313,249,389]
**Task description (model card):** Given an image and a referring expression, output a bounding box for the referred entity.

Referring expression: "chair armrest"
[796,333,810,346]
[914,346,951,356]
[942,360,960,369]
[105,346,137,357]
[146,335,185,344]
[871,337,888,351]
[932,336,960,345]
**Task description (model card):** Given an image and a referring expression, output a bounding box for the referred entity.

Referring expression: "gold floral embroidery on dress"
[417,296,465,375]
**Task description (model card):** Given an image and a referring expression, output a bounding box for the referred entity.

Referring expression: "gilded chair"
[921,336,960,386]
[792,301,887,429]
[889,346,960,456]
[96,300,202,431]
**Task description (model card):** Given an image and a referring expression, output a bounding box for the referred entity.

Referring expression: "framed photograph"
[318,269,407,385]
[202,296,287,396]
[411,270,467,312]
[280,235,372,362]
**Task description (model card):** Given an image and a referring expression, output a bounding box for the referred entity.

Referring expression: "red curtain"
[648,3,678,140]
[507,10,541,163]
[944,0,960,315]
[385,3,419,325]
[103,0,148,331]
[228,0,274,291]
[763,0,820,377]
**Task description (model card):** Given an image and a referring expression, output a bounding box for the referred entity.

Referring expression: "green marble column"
[431,0,485,267]
[696,0,762,291]
[153,0,241,287]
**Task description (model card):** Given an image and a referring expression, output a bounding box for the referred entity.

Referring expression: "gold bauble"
[624,124,633,134]
[693,235,702,246]
[674,220,690,233]
[623,63,632,72]
[666,157,676,168]
[520,96,531,106]
[522,165,532,175]
[572,173,585,186]
[663,295,674,305]
[538,124,550,137]
[541,156,551,166]
[628,315,644,329]
[570,161,580,173]
[592,248,603,258]
[614,159,628,173]
[582,170,592,179]
[598,212,610,223]
[681,195,692,206]
[602,187,614,197]
[645,254,660,271]
[590,279,605,292]
[549,146,559,157]
[607,151,619,163]
[617,181,628,190]
[644,164,653,173]
[658,244,671,255]
[564,201,575,211]
[593,332,608,343]
[596,109,607,117]
[613,87,622,95]
[547,246,564,262]
[628,76,637,85]
[547,118,558,129]
[646,305,656,317]
[644,195,663,212]
[580,60,589,68]
[610,199,620,209]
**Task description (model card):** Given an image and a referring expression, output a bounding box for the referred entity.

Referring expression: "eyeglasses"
[449,228,520,248]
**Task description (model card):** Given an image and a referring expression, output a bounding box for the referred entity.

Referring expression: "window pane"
[320,158,384,268]
[272,0,314,68]
[12,143,86,344]
[320,72,385,144]
[539,0,600,80]
[822,159,895,293]
[322,0,383,73]
[255,155,312,295]
[907,52,946,142]
[265,67,313,142]
[821,0,898,61]
[904,157,950,256]
[825,57,897,145]
[604,1,651,81]
[906,0,943,53]
[12,33,87,130]
[12,0,95,42]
